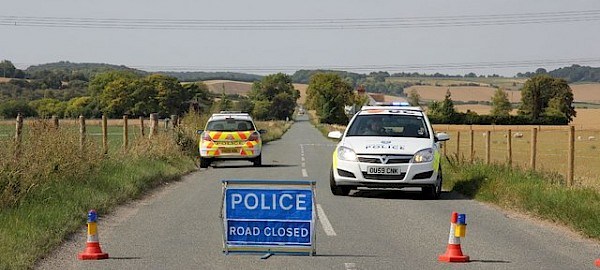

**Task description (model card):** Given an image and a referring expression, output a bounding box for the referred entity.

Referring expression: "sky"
[2,0,600,77]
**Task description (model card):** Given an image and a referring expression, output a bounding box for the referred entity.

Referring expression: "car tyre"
[199,157,211,168]
[252,154,262,167]
[422,166,442,199]
[330,168,351,196]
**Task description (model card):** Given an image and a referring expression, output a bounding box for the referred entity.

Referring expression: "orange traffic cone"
[595,258,600,267]
[439,212,469,263]
[78,210,109,260]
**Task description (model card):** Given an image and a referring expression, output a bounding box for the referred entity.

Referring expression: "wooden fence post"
[52,115,59,129]
[139,116,145,137]
[485,130,491,165]
[567,126,575,186]
[15,113,23,144]
[79,115,86,150]
[456,131,461,158]
[507,129,512,166]
[171,114,178,129]
[149,113,158,138]
[14,113,23,157]
[102,115,108,154]
[123,115,129,150]
[442,142,447,156]
[530,127,538,170]
[469,128,474,163]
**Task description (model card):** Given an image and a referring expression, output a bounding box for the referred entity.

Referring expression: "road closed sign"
[221,180,316,255]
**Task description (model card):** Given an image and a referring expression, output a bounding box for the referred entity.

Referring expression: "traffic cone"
[595,258,600,267]
[438,212,469,263]
[78,210,109,260]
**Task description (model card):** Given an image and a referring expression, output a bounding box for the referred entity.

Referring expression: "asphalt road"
[37,115,600,270]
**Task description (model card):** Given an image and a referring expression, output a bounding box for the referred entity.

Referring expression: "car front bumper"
[332,158,439,188]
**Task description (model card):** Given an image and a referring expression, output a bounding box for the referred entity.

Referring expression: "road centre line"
[344,263,357,270]
[316,204,337,236]
[302,169,308,177]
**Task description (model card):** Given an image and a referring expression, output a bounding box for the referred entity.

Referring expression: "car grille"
[361,172,407,180]
[357,155,413,164]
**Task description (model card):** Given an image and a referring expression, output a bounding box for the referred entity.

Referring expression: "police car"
[328,102,449,198]
[197,111,265,168]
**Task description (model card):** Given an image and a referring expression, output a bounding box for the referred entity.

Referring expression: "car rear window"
[207,119,255,131]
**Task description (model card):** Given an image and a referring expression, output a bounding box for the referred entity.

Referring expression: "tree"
[408,89,421,106]
[519,75,576,121]
[306,73,353,124]
[490,88,512,116]
[88,70,140,97]
[98,78,135,117]
[29,98,67,118]
[64,96,93,118]
[217,93,232,112]
[146,74,187,116]
[0,60,17,78]
[427,89,456,120]
[249,73,298,120]
[270,92,296,120]
[440,89,456,116]
[0,100,37,118]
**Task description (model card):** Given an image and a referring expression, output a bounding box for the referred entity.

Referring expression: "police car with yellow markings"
[197,111,265,168]
[328,102,449,199]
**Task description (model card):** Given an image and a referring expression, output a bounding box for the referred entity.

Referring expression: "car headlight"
[411,148,434,163]
[337,146,357,162]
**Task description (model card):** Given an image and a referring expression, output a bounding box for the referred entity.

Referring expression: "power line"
[1,9,600,30]
[127,57,600,72]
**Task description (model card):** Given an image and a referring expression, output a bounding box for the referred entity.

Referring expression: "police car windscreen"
[346,115,429,138]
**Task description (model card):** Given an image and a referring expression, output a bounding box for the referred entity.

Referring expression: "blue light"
[391,101,410,106]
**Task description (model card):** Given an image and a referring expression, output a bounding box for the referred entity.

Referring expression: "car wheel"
[330,168,350,196]
[422,166,442,199]
[199,157,211,168]
[252,154,262,167]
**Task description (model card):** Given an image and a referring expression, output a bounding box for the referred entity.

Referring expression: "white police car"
[328,102,450,198]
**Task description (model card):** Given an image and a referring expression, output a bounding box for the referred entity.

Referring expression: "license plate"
[221,148,239,154]
[367,166,402,175]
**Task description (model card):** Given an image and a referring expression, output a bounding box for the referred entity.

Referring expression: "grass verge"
[0,113,291,269]
[442,158,600,240]
[0,155,196,270]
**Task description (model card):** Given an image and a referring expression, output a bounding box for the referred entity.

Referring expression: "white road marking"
[302,169,308,177]
[301,162,306,168]
[316,204,337,236]
[344,263,357,270]
[301,157,305,162]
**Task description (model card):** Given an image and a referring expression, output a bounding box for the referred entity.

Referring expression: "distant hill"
[26,61,145,77]
[160,72,262,83]
[23,61,263,82]
[548,65,600,83]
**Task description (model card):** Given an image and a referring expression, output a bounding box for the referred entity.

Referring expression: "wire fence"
[434,124,600,190]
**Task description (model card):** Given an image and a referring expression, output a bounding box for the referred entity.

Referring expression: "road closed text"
[229,226,309,238]
[226,220,312,244]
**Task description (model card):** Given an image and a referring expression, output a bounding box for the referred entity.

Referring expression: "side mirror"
[435,132,450,142]
[196,129,204,135]
[328,131,343,139]
[258,129,267,134]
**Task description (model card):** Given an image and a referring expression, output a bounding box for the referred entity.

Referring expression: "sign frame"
[221,179,317,256]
